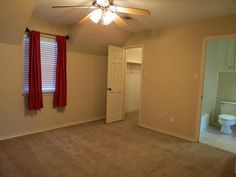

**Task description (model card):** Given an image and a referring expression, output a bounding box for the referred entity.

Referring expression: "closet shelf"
[127,60,142,64]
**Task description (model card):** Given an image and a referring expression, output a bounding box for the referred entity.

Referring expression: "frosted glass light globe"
[102,10,115,25]
[90,9,103,23]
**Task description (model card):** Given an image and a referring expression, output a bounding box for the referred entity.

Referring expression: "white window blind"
[24,35,57,93]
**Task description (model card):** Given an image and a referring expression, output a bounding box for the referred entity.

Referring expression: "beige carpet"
[0,112,235,177]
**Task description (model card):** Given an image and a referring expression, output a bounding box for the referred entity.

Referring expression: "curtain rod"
[25,27,70,40]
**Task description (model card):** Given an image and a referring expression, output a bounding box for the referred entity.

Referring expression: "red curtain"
[28,30,43,110]
[54,36,67,107]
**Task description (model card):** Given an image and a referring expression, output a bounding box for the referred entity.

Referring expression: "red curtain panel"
[54,36,67,107]
[28,30,43,110]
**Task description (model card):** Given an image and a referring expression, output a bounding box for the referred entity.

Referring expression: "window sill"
[22,92,54,96]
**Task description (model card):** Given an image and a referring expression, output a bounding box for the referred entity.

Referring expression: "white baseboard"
[0,116,105,141]
[139,122,197,142]
[125,110,139,114]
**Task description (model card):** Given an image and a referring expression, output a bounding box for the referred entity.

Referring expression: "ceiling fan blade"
[114,13,128,27]
[52,6,95,9]
[79,12,93,24]
[112,6,150,16]
[108,0,114,5]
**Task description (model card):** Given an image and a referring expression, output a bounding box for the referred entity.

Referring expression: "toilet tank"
[221,101,236,115]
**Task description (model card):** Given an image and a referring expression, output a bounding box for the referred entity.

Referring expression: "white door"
[106,46,125,123]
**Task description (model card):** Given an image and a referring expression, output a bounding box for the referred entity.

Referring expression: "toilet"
[218,101,236,134]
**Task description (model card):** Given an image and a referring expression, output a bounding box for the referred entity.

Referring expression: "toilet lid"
[219,114,236,120]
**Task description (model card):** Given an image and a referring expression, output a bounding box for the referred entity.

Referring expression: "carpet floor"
[0,112,235,177]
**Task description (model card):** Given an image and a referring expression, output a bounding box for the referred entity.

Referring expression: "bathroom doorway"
[124,46,143,124]
[199,36,236,153]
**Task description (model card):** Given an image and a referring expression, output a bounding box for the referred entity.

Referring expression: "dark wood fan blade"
[79,12,94,24]
[108,0,114,5]
[114,13,128,27]
[52,6,95,9]
[112,6,150,16]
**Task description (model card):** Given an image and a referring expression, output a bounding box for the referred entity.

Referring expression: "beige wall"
[0,0,36,44]
[0,17,107,139]
[126,14,236,141]
[28,16,68,36]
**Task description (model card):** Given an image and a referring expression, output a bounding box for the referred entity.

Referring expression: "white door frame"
[196,33,236,142]
[124,44,144,125]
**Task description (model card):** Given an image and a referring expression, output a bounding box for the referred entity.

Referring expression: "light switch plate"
[194,73,199,80]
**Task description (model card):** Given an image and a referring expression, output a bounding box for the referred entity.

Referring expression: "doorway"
[105,45,143,124]
[199,36,236,153]
[124,46,143,123]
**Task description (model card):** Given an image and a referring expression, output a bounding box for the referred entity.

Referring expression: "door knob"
[107,88,112,91]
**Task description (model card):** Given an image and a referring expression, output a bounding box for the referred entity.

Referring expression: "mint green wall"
[202,40,220,124]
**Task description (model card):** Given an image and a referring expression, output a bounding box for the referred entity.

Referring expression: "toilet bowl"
[218,114,236,134]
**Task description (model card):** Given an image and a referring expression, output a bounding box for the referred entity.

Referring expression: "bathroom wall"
[202,40,220,124]
[125,48,142,113]
[214,72,236,130]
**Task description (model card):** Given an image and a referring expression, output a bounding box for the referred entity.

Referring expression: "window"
[24,35,57,93]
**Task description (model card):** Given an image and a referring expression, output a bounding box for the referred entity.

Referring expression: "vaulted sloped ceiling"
[32,0,132,55]
[0,0,37,44]
[33,0,236,31]
[1,0,236,55]
[31,0,236,55]
[68,22,131,55]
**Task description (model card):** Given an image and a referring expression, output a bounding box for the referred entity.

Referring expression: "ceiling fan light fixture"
[96,0,110,7]
[90,9,103,23]
[102,10,115,25]
[52,0,151,26]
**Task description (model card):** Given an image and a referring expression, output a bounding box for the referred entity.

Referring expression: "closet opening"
[124,46,143,124]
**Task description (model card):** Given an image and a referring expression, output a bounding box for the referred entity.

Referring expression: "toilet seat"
[219,114,236,120]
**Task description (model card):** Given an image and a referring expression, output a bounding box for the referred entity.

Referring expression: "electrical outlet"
[194,73,199,80]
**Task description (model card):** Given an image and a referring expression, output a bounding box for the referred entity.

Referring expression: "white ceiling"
[33,0,236,32]
[0,0,235,55]
[68,21,131,55]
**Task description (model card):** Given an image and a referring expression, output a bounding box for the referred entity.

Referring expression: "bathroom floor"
[200,126,236,153]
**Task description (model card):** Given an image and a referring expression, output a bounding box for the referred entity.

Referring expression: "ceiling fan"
[52,0,151,26]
